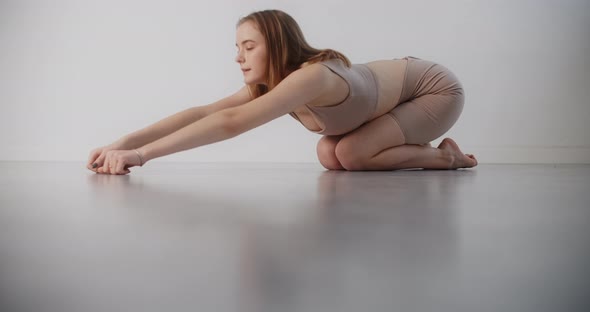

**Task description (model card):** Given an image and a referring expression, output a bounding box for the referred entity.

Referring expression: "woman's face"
[235,21,268,85]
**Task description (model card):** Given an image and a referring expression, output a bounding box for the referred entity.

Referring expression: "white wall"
[1,0,589,164]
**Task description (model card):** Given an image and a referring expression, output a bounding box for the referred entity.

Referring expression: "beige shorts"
[387,56,465,144]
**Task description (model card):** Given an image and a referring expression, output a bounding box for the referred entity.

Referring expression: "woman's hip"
[397,56,464,104]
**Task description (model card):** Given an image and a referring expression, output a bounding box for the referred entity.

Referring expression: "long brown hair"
[237,10,350,99]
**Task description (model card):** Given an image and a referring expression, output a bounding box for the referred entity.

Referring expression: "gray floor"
[0,162,589,312]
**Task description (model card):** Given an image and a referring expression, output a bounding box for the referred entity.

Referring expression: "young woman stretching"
[87,9,477,175]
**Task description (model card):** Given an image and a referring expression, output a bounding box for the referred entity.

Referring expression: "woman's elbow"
[218,109,245,138]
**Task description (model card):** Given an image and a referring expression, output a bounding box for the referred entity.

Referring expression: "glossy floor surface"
[0,162,589,312]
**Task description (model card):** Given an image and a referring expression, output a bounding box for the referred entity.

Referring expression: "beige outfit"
[289,56,464,144]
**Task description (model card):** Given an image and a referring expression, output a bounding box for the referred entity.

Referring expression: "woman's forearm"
[137,111,237,163]
[120,106,207,149]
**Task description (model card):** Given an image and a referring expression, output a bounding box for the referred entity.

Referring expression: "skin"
[88,21,477,175]
[234,21,268,86]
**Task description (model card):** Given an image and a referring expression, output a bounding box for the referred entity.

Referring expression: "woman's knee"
[316,136,344,170]
[334,138,366,171]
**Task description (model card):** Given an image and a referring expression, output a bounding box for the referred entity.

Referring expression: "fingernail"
[92,163,98,168]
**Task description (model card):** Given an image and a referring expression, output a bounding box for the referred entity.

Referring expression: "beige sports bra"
[289,58,379,135]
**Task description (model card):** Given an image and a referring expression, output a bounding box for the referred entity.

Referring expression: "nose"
[235,51,244,64]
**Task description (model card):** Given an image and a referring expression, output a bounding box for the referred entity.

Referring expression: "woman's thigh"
[388,92,464,144]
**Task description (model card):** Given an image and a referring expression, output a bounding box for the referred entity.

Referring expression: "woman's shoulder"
[268,61,340,105]
[281,59,349,91]
[275,62,331,93]
[290,61,331,80]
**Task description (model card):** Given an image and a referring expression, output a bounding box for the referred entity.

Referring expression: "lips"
[241,68,251,73]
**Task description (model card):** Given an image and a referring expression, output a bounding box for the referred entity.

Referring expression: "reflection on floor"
[0,162,589,312]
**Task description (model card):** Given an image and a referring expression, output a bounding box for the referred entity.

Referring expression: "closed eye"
[236,48,254,54]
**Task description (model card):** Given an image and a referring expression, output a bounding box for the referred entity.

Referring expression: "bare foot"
[437,138,478,169]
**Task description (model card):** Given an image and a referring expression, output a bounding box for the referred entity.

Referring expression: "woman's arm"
[118,86,252,149]
[137,64,328,164]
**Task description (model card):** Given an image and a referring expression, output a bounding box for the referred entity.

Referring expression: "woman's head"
[236,9,350,98]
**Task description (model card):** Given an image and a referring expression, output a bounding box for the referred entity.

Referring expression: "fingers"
[87,149,101,170]
[95,151,131,175]
[105,152,114,174]
[115,158,131,175]
[116,162,130,175]
[95,152,107,169]
[115,158,127,174]
[88,151,108,172]
[96,151,112,174]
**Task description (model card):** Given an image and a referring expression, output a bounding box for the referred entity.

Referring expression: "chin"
[245,76,265,85]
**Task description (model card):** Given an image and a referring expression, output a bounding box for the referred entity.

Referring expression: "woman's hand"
[87,140,138,174]
[94,149,143,175]
[87,142,123,172]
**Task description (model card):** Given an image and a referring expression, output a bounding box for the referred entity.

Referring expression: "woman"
[87,9,477,175]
